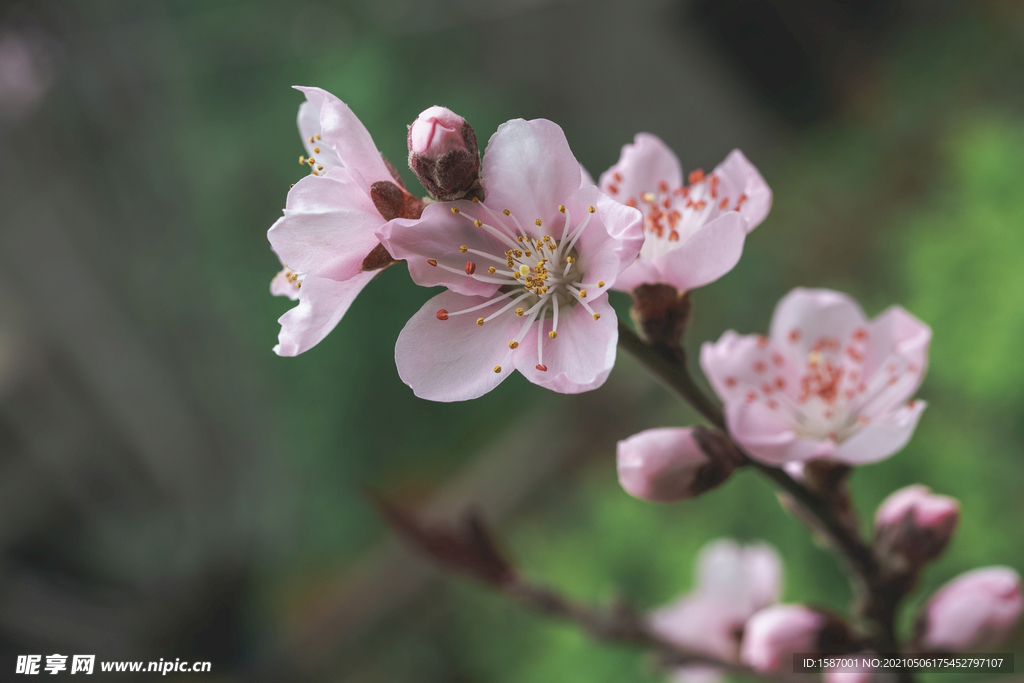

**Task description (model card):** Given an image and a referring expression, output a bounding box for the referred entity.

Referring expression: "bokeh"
[0,0,1022,681]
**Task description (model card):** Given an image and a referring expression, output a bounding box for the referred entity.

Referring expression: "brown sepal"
[371,494,515,587]
[370,180,425,222]
[629,285,692,347]
[690,426,744,496]
[361,242,398,271]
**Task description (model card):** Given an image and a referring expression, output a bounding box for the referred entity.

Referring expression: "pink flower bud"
[740,605,827,672]
[874,485,959,570]
[407,106,481,201]
[920,567,1023,652]
[617,427,738,503]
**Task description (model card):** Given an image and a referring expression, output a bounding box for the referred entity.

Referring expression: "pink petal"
[616,211,746,292]
[712,150,772,232]
[273,270,377,356]
[394,290,520,402]
[580,164,596,188]
[831,400,926,464]
[514,297,617,394]
[267,168,383,282]
[564,187,645,290]
[696,540,783,612]
[861,305,931,412]
[599,133,682,204]
[377,200,509,298]
[924,567,1023,651]
[479,119,585,227]
[768,288,867,360]
[651,594,744,662]
[297,100,342,170]
[616,427,708,502]
[270,268,301,301]
[725,400,837,465]
[293,86,393,188]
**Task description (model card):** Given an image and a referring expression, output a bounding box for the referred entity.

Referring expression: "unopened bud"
[741,605,858,672]
[408,106,481,201]
[917,567,1022,652]
[617,427,739,503]
[874,485,959,572]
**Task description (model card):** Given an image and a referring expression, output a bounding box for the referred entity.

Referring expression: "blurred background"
[0,0,1022,680]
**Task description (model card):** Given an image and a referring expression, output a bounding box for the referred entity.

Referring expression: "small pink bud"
[874,485,959,570]
[617,427,738,503]
[741,605,857,672]
[407,106,481,201]
[919,567,1023,652]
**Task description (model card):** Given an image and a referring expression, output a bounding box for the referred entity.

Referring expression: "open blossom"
[919,567,1023,652]
[651,540,782,683]
[701,288,931,466]
[268,86,423,356]
[378,118,643,401]
[599,134,771,293]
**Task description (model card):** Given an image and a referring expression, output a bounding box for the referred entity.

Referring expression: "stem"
[618,319,909,678]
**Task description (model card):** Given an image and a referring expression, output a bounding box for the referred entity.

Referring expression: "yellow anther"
[642,192,655,203]
[543,236,552,242]
[503,209,511,216]
[317,165,323,171]
[299,155,305,165]
[588,205,596,213]
[558,205,566,213]
[474,220,483,228]
[477,318,485,326]
[493,365,501,373]
[459,245,468,253]
[513,249,523,258]
[508,340,519,349]
[311,170,319,176]
[315,134,321,140]
[598,280,605,287]
[517,235,524,242]
[307,158,315,166]
[549,331,558,339]
[534,219,542,226]
[525,250,532,257]
[308,136,315,143]
[547,244,555,251]
[580,289,587,298]
[488,266,496,274]
[313,146,321,153]
[452,207,461,214]
[566,256,576,264]
[472,197,479,203]
[513,272,521,279]
[515,308,524,316]
[592,313,601,320]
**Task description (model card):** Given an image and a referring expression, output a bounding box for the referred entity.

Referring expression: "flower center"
[606,169,747,259]
[428,201,608,374]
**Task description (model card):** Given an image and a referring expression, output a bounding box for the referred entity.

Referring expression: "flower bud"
[407,106,481,201]
[741,605,857,673]
[874,485,959,571]
[617,427,740,503]
[918,567,1023,652]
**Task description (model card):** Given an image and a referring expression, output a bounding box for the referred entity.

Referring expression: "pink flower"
[700,288,931,466]
[651,540,782,683]
[874,485,959,568]
[268,86,422,356]
[599,134,771,293]
[378,119,643,401]
[740,605,826,672]
[920,567,1023,652]
[617,427,739,502]
[408,105,482,201]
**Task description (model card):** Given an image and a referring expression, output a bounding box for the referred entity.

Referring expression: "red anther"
[858,382,867,393]
[772,352,785,367]
[789,328,801,343]
[736,193,748,209]
[536,364,548,372]
[754,361,767,373]
[625,197,637,208]
[436,309,449,320]
[427,258,438,267]
[774,377,786,389]
[685,198,694,208]
[689,169,705,184]
[673,186,688,196]
[709,175,719,198]
[668,230,680,241]
[693,200,707,211]
[608,184,619,194]
[668,210,681,227]
[662,197,671,209]
[766,399,778,410]
[745,391,757,403]
[846,346,864,362]
[614,172,622,182]
[908,364,919,373]
[757,335,769,348]
[908,399,918,408]
[852,328,868,341]
[761,383,773,394]
[658,180,669,194]
[465,261,477,275]
[887,376,899,385]
[720,198,729,209]
[725,377,738,387]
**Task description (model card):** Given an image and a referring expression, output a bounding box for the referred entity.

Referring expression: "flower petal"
[861,305,931,411]
[599,133,683,204]
[378,200,510,298]
[831,400,926,464]
[566,187,644,290]
[616,211,746,292]
[712,150,772,232]
[479,119,584,227]
[298,100,343,170]
[273,270,377,356]
[395,290,519,402]
[696,540,783,612]
[514,297,617,394]
[270,268,301,300]
[267,168,383,282]
[725,400,837,465]
[768,288,867,361]
[616,427,707,502]
[293,86,393,188]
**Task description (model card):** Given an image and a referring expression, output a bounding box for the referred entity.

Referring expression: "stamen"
[493,366,501,373]
[477,318,485,326]
[436,309,449,320]
[465,261,476,275]
[427,259,437,267]
[508,341,519,349]
[460,245,468,253]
